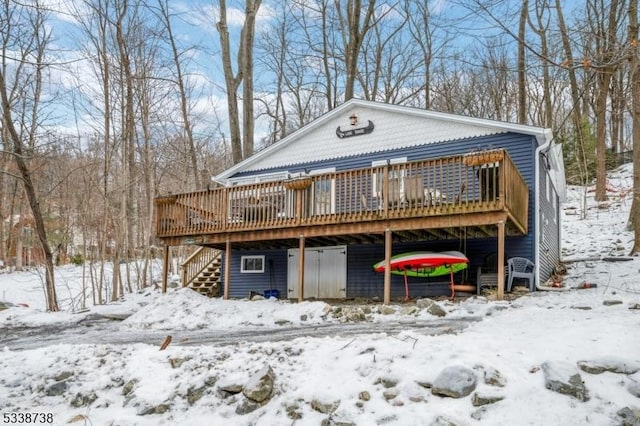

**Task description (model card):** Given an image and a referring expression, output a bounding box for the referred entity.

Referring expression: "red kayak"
[373,251,469,300]
[373,251,468,274]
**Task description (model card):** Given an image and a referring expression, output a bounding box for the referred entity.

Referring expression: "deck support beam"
[298,235,305,302]
[497,221,505,300]
[224,240,231,299]
[383,229,392,304]
[161,245,169,294]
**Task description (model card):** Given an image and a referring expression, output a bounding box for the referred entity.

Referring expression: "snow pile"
[121,288,337,331]
[0,163,639,425]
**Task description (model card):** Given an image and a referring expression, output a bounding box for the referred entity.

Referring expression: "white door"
[287,246,347,299]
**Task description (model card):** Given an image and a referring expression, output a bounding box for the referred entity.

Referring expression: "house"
[155,99,566,303]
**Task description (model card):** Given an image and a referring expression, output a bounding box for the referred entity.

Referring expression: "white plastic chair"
[507,257,535,292]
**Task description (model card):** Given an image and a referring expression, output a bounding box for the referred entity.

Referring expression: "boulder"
[416,299,446,317]
[242,365,275,403]
[617,407,640,426]
[45,380,68,397]
[483,366,507,387]
[431,365,477,398]
[542,361,589,402]
[311,399,340,414]
[577,357,640,375]
[235,398,260,415]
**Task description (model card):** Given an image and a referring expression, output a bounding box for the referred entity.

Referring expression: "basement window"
[240,255,265,273]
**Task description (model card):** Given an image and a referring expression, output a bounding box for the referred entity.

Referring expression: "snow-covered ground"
[1,164,639,426]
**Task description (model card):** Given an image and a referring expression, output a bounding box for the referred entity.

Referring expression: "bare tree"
[216,0,262,164]
[517,0,529,124]
[628,0,640,253]
[529,0,553,127]
[404,0,451,110]
[155,0,203,189]
[0,0,59,311]
[336,0,377,101]
[585,0,626,202]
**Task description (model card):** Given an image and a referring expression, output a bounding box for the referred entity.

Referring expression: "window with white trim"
[240,255,265,273]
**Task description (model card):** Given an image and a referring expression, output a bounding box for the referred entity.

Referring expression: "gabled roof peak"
[215,99,552,183]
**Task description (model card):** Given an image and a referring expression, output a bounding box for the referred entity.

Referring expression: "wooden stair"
[182,247,222,297]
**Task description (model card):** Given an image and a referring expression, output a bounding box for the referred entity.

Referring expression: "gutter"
[534,129,554,290]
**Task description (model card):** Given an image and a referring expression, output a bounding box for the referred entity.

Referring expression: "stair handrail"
[181,247,221,287]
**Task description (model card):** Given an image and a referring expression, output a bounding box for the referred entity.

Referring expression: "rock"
[70,391,97,408]
[617,407,640,425]
[54,371,74,382]
[45,380,68,397]
[300,314,308,321]
[379,306,396,315]
[577,358,640,375]
[358,391,371,401]
[416,299,447,317]
[235,398,260,415]
[169,357,187,369]
[542,361,589,402]
[139,404,171,415]
[204,376,218,387]
[218,383,243,398]
[286,402,303,420]
[122,379,138,396]
[274,319,292,326]
[344,308,367,322]
[416,380,432,389]
[483,367,507,387]
[381,378,398,388]
[603,300,623,306]
[471,407,488,421]
[571,304,592,310]
[187,386,206,405]
[628,380,640,398]
[311,399,340,414]
[401,306,418,315]
[471,392,504,406]
[431,365,477,398]
[242,365,275,403]
[383,389,398,401]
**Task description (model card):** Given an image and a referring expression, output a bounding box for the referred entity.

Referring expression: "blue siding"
[221,131,557,298]
[224,249,289,299]
[537,155,561,284]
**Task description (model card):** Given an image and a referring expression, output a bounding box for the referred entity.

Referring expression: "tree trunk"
[628,0,640,253]
[241,0,261,159]
[517,0,528,124]
[0,3,58,311]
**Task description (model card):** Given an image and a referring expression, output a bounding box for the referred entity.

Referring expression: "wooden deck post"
[161,245,169,294]
[298,235,305,302]
[497,221,505,300]
[384,229,392,304]
[224,240,231,300]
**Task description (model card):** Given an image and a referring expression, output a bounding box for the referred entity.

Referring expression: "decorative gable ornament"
[336,114,374,139]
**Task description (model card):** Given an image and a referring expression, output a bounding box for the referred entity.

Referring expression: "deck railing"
[155,149,529,238]
[181,246,221,287]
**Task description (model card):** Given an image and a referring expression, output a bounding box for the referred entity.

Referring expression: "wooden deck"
[155,150,529,250]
